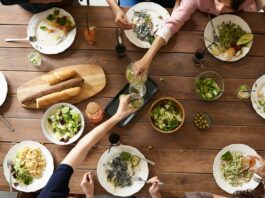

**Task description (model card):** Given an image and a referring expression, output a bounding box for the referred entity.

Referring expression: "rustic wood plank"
[0,26,264,56]
[1,95,265,127]
[2,71,259,102]
[1,117,265,149]
[0,49,265,79]
[0,5,264,34]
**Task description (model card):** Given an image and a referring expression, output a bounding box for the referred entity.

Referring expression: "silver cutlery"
[121,147,155,165]
[5,36,37,42]
[132,176,164,185]
[7,160,13,192]
[207,13,219,42]
[242,90,256,93]
[0,114,14,132]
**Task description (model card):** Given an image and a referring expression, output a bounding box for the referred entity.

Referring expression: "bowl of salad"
[41,103,85,145]
[195,71,224,101]
[149,97,185,133]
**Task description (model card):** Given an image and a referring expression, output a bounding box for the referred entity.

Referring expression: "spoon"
[5,36,37,42]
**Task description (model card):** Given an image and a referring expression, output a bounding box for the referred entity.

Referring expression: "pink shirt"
[156,0,258,43]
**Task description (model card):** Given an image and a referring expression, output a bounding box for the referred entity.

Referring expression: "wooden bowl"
[149,97,185,134]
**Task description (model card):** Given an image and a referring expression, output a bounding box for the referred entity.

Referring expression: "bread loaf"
[42,69,77,85]
[36,87,81,108]
[21,78,84,104]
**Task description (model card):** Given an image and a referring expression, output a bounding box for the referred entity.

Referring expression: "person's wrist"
[86,194,94,198]
[112,113,123,122]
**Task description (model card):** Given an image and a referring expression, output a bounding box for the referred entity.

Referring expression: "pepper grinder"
[115,28,126,57]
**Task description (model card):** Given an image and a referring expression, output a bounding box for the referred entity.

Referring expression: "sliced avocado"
[131,155,140,167]
[236,33,254,46]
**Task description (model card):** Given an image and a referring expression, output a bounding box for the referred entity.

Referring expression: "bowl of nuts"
[193,112,212,130]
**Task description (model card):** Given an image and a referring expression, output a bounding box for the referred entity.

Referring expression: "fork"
[5,36,37,42]
[132,176,164,185]
[207,13,219,43]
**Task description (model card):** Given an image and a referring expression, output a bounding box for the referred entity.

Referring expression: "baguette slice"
[42,69,77,85]
[36,87,81,109]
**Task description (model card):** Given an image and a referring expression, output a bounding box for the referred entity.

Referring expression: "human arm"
[106,0,132,29]
[61,94,137,169]
[0,0,61,4]
[133,0,197,76]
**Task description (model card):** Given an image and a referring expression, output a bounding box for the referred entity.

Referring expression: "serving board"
[17,64,106,109]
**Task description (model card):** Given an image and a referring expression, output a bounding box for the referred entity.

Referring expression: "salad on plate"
[220,151,256,187]
[9,146,46,186]
[47,105,82,142]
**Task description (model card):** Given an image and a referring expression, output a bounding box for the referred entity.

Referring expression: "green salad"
[196,77,222,100]
[48,106,82,142]
[221,151,253,187]
[217,21,246,51]
[150,100,183,132]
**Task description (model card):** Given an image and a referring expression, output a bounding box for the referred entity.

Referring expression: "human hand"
[148,176,162,198]
[133,58,150,77]
[115,9,132,30]
[114,94,138,120]
[80,172,94,198]
[250,155,265,180]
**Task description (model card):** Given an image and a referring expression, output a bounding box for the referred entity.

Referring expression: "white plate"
[251,74,265,119]
[97,145,149,197]
[124,2,170,48]
[0,72,8,106]
[204,14,252,62]
[3,141,54,192]
[213,144,261,194]
[41,103,85,145]
[27,8,76,54]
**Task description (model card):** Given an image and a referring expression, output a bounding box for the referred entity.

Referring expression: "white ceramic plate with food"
[3,141,54,192]
[97,145,149,197]
[204,14,252,62]
[251,74,265,119]
[213,144,261,194]
[125,2,170,48]
[27,8,76,54]
[41,103,85,145]
[0,72,8,106]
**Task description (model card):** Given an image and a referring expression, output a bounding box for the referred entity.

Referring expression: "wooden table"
[0,5,265,197]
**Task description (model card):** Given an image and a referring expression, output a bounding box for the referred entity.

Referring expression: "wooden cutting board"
[17,64,106,109]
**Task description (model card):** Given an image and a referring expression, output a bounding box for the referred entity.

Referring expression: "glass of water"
[28,51,42,67]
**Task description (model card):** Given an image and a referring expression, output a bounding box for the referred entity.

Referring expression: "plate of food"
[97,145,149,197]
[125,2,170,48]
[251,74,265,119]
[213,144,261,194]
[3,141,54,192]
[27,8,76,54]
[41,103,85,145]
[149,97,185,133]
[0,72,8,106]
[204,14,253,62]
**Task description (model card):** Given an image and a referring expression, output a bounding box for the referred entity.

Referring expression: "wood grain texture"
[0,4,265,197]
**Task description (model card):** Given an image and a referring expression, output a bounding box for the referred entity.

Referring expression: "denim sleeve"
[38,164,74,198]
[0,0,28,5]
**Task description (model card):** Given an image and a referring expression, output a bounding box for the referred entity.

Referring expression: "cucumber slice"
[236,33,254,46]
